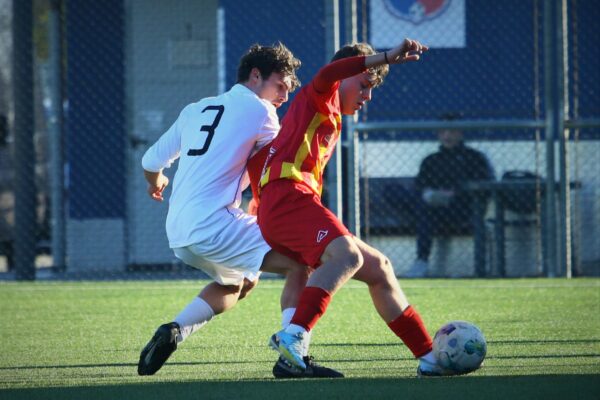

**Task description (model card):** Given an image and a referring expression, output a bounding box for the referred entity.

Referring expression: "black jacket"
[416,143,494,210]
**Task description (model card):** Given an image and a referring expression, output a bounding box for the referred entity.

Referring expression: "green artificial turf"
[0,279,598,399]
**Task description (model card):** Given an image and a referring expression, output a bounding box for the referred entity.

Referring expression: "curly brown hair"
[331,43,389,87]
[236,42,301,91]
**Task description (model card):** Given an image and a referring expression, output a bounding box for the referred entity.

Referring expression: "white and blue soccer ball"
[433,321,487,374]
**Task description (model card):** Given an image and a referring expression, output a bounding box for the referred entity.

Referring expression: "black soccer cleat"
[272,356,344,379]
[137,322,181,376]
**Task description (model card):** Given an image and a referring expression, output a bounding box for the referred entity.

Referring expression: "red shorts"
[258,179,351,268]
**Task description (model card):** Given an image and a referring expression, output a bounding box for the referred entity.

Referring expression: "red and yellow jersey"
[259,56,368,196]
[247,144,270,206]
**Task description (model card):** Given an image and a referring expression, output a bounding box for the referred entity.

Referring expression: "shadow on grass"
[2,350,599,371]
[100,338,600,354]
[1,375,599,400]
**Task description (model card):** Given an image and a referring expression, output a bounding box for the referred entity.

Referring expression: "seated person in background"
[406,113,494,278]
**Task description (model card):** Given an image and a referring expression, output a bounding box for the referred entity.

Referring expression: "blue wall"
[66,0,126,219]
[570,0,599,120]
[221,0,327,117]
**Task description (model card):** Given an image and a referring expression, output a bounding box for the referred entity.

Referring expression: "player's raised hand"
[387,38,429,64]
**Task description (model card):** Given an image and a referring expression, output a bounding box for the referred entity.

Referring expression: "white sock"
[284,323,307,336]
[301,330,312,357]
[420,350,436,364]
[173,297,215,343]
[281,307,296,329]
[281,308,311,356]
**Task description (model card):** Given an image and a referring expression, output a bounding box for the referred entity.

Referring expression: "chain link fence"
[355,0,599,278]
[1,0,598,280]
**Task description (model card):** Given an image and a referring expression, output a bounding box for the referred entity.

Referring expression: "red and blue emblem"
[384,0,451,24]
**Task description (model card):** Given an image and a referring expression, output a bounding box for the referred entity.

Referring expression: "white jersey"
[142,84,279,248]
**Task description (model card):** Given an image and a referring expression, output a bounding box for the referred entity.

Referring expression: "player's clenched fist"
[386,38,429,64]
[364,38,428,71]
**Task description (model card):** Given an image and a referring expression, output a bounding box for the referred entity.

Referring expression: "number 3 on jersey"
[187,105,225,156]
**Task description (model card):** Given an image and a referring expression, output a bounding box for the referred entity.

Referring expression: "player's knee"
[379,255,394,275]
[219,282,244,296]
[343,243,364,272]
[238,278,258,300]
[288,266,310,281]
[323,236,364,274]
[370,254,396,284]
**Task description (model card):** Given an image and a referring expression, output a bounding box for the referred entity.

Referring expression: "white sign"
[370,0,465,48]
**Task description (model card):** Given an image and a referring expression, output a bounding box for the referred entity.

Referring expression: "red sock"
[387,306,433,358]
[290,286,332,331]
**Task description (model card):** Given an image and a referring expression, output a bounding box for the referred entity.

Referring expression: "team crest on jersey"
[384,0,450,24]
[316,230,329,243]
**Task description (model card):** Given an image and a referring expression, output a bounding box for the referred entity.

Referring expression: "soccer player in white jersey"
[137,43,342,378]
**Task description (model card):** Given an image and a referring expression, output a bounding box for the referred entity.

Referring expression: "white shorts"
[172,207,270,286]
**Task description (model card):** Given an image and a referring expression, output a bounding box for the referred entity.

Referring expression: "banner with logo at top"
[370,0,465,48]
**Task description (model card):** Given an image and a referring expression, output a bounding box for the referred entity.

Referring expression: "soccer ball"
[433,321,487,374]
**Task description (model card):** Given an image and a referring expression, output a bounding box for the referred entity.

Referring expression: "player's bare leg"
[308,236,364,293]
[199,280,246,314]
[351,238,408,321]
[238,278,258,300]
[260,250,309,301]
[350,237,442,376]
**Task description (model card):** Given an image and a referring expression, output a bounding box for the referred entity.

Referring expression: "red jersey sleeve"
[312,55,367,94]
[247,144,271,202]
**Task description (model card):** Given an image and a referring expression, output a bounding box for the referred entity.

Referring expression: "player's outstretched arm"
[365,38,429,69]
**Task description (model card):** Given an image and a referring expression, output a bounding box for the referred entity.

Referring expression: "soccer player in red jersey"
[257,38,454,376]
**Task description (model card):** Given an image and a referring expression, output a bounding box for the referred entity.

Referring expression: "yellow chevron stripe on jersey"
[280,162,320,193]
[281,162,304,182]
[261,113,332,194]
[293,113,329,168]
[312,114,339,186]
[275,112,328,191]
[259,166,271,188]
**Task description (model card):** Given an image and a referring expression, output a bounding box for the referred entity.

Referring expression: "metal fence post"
[49,0,66,270]
[325,0,342,219]
[557,0,571,278]
[345,117,360,237]
[543,0,564,277]
[13,0,36,280]
[342,0,358,232]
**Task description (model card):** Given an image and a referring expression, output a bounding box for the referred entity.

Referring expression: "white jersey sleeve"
[141,109,185,172]
[142,84,279,248]
[255,104,280,151]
